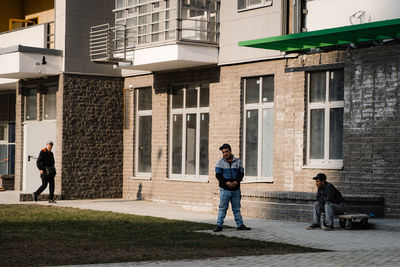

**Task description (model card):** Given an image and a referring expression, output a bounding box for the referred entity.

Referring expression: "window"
[24,88,37,121]
[23,80,58,122]
[242,76,274,182]
[238,0,272,11]
[43,84,57,120]
[169,84,209,181]
[306,69,344,169]
[135,87,152,178]
[0,91,16,175]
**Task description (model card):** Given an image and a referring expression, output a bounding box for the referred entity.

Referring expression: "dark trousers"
[34,174,55,200]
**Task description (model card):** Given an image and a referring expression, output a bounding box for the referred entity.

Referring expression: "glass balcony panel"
[182,30,207,41]
[139,5,151,14]
[116,0,125,9]
[165,20,177,30]
[127,18,137,27]
[151,33,160,42]
[152,13,159,22]
[152,23,159,32]
[127,0,137,6]
[165,30,175,40]
[128,7,137,16]
[116,10,126,19]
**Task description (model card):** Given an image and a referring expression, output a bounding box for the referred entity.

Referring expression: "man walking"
[307,173,344,231]
[32,140,56,203]
[214,143,251,232]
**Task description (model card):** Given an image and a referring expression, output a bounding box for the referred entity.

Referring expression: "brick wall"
[122,44,400,218]
[61,74,124,199]
[342,44,400,217]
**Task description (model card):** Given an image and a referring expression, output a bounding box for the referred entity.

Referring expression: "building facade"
[0,0,124,198]
[107,0,399,218]
[1,0,399,219]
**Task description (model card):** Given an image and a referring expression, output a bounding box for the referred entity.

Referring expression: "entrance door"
[22,121,56,193]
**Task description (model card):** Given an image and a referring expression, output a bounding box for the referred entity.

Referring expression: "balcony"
[90,0,220,72]
[0,22,62,80]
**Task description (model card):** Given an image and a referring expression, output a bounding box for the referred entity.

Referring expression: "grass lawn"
[0,205,323,266]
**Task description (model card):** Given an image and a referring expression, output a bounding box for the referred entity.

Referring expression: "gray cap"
[46,140,54,145]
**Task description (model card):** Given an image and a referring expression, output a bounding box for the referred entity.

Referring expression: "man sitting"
[307,173,344,231]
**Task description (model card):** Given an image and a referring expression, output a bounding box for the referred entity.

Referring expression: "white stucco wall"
[0,24,46,49]
[219,0,283,65]
[305,0,400,31]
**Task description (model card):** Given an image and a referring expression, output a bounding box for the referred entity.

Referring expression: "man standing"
[307,173,344,231]
[214,143,251,232]
[32,140,56,203]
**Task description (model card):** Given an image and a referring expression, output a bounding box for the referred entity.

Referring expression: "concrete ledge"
[213,190,385,222]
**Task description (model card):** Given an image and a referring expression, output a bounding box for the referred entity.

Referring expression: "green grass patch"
[0,205,322,266]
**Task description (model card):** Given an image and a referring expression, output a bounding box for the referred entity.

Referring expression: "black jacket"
[316,182,344,205]
[36,148,55,171]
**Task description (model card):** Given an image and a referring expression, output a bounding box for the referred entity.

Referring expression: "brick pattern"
[342,45,400,217]
[14,81,23,191]
[61,74,124,199]
[122,45,400,218]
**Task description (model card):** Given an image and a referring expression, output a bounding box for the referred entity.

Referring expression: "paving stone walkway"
[1,192,400,266]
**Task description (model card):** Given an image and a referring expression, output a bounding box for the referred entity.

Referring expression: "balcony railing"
[89,0,220,64]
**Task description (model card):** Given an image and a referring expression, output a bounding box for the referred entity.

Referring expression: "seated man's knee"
[324,203,333,211]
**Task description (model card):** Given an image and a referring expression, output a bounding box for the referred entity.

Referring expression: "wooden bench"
[337,214,370,230]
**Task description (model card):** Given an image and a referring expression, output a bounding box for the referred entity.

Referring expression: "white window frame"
[168,84,209,182]
[134,87,152,180]
[42,86,57,121]
[24,88,37,121]
[242,76,274,183]
[306,71,344,169]
[0,122,8,143]
[238,0,273,12]
[0,122,15,175]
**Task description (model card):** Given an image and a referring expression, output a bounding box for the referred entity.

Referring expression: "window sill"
[242,176,273,183]
[131,175,151,180]
[303,164,343,170]
[238,1,273,13]
[167,176,209,183]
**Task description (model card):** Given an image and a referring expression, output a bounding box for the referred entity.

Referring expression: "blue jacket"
[215,155,244,191]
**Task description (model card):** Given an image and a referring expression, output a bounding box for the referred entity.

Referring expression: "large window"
[0,91,16,175]
[169,83,209,181]
[135,87,152,178]
[307,69,344,169]
[238,0,272,11]
[242,76,274,182]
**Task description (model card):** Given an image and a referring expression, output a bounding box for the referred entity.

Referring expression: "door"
[22,121,56,193]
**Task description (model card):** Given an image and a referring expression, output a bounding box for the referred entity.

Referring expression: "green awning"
[239,18,400,52]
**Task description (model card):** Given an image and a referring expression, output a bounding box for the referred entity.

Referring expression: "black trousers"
[34,174,55,200]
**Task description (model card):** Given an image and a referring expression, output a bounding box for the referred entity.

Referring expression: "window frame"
[24,87,38,121]
[0,122,15,175]
[134,86,152,180]
[42,84,57,121]
[238,0,273,12]
[306,70,344,169]
[168,83,209,182]
[242,75,274,183]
